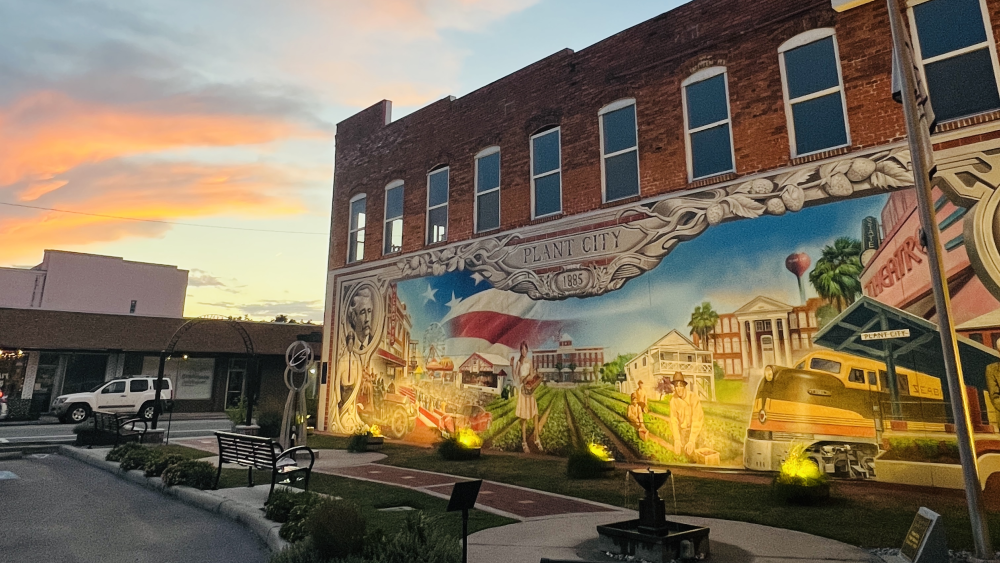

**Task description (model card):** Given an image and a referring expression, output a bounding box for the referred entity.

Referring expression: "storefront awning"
[377,349,406,367]
[813,297,1000,398]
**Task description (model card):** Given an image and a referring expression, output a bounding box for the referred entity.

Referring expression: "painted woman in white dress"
[513,340,543,453]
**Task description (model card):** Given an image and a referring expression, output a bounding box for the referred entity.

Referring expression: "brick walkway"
[172,438,616,520]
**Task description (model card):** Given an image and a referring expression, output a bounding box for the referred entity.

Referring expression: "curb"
[58,445,289,553]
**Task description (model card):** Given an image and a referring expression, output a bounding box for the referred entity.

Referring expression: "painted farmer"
[634,379,649,412]
[668,372,704,458]
[627,392,649,441]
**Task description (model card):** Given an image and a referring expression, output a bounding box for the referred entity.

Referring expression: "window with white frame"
[347,194,366,263]
[683,68,735,180]
[530,128,562,218]
[779,30,850,157]
[475,147,501,232]
[426,167,449,244]
[383,180,403,255]
[911,0,1000,122]
[599,99,640,201]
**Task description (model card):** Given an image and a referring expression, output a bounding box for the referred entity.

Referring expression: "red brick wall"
[328,0,995,271]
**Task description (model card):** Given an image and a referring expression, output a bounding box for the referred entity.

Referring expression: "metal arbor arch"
[152,315,258,428]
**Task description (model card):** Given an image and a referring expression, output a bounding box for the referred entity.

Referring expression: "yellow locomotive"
[744,350,946,478]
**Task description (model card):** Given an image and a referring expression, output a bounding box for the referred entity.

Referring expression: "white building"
[624,330,716,402]
[0,250,188,318]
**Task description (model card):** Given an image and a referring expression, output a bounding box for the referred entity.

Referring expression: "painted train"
[742,350,985,478]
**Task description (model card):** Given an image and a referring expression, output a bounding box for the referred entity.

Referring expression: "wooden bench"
[89,411,147,448]
[214,431,316,502]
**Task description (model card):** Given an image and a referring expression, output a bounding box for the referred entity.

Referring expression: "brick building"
[531,334,604,382]
[320,0,1000,434]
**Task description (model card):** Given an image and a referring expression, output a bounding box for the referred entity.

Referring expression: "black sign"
[617,373,627,382]
[901,512,932,560]
[862,216,881,252]
[447,480,483,512]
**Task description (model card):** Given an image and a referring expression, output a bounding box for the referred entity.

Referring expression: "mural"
[326,146,1000,479]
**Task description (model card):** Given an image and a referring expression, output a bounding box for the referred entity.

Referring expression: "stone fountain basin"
[596,519,710,562]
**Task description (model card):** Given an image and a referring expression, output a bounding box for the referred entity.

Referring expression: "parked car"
[52,377,173,423]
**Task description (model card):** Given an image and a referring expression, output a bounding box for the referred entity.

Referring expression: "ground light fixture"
[456,427,482,449]
[368,425,382,438]
[588,442,613,462]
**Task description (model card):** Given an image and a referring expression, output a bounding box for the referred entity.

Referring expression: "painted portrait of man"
[346,287,375,352]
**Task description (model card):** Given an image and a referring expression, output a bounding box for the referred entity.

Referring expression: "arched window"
[347,193,366,263]
[682,67,735,180]
[599,99,640,201]
[778,29,850,157]
[383,180,403,255]
[475,147,501,232]
[530,127,562,218]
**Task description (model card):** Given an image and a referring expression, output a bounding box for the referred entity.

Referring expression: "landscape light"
[456,428,482,449]
[588,443,613,462]
[779,444,823,483]
[369,425,383,438]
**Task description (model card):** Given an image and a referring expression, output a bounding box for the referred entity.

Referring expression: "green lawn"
[216,468,514,537]
[151,444,215,460]
[302,434,1000,550]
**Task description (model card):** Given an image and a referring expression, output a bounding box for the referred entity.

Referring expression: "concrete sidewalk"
[132,441,884,562]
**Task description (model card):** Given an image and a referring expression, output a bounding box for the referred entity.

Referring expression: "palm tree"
[688,302,719,351]
[809,237,863,312]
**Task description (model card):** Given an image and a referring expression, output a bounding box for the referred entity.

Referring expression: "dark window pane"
[384,218,402,254]
[385,185,403,219]
[477,152,500,193]
[532,130,560,175]
[428,169,449,207]
[785,37,841,99]
[791,92,848,155]
[534,173,561,217]
[691,123,734,179]
[686,75,729,129]
[129,380,148,393]
[914,0,989,59]
[428,205,447,243]
[602,104,637,155]
[604,150,640,201]
[477,190,500,231]
[349,198,366,231]
[925,48,1000,121]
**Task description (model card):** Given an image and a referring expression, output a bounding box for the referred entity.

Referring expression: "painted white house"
[0,250,188,318]
[624,329,716,402]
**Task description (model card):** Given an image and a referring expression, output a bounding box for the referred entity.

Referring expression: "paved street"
[0,419,231,444]
[0,453,268,563]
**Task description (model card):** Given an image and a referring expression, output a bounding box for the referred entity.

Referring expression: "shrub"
[225,398,247,426]
[266,489,320,524]
[144,453,186,477]
[267,539,327,563]
[567,447,610,479]
[366,513,460,563]
[307,500,367,560]
[161,460,216,489]
[106,442,145,462]
[119,447,157,472]
[280,496,323,542]
[437,435,481,461]
[258,411,283,438]
[347,432,370,453]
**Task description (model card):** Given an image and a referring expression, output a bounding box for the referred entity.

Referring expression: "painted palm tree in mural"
[688,302,719,351]
[809,237,863,312]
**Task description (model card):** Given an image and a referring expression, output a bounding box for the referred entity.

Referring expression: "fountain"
[596,469,710,562]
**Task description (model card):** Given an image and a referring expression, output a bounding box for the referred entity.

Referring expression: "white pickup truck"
[52,377,173,423]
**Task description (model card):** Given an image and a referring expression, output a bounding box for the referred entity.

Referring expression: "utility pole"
[886,0,994,558]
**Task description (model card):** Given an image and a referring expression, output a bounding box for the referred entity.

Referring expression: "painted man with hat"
[668,371,704,458]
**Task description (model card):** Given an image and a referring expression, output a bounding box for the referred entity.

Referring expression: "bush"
[225,398,247,426]
[307,500,367,560]
[367,513,460,563]
[347,433,369,453]
[144,453,186,477]
[258,411,283,439]
[267,539,327,563]
[566,448,609,479]
[280,496,324,542]
[161,460,216,489]
[437,436,480,461]
[119,447,156,472]
[266,489,320,524]
[106,442,145,462]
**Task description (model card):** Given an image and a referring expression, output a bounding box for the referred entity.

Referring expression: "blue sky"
[0,0,688,321]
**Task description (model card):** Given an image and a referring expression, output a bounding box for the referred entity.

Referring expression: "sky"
[397,192,889,360]
[0,0,690,322]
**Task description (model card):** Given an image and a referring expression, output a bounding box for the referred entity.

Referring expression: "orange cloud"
[0,90,318,189]
[0,159,319,263]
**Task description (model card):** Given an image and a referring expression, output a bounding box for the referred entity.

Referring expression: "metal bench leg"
[247,466,254,488]
[303,470,311,492]
[214,463,223,490]
[268,472,277,504]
